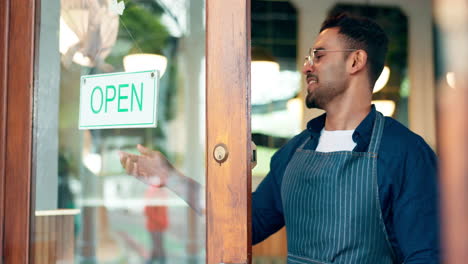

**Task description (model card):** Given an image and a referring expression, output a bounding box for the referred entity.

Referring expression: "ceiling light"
[373,66,390,93]
[123,53,168,77]
[446,72,456,89]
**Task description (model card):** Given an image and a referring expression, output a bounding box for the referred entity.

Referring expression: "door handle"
[251,141,257,169]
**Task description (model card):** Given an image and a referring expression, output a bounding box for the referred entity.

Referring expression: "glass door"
[16,0,253,263]
[32,0,206,263]
[1,0,251,262]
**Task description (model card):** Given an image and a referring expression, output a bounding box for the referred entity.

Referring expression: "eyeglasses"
[303,48,357,66]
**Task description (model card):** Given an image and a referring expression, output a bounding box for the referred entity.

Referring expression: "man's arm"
[252,140,298,245]
[393,138,440,263]
[251,130,309,245]
[252,170,285,245]
[119,144,205,215]
[165,169,205,215]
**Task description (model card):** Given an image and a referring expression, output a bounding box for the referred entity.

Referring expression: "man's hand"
[120,144,205,215]
[118,144,173,187]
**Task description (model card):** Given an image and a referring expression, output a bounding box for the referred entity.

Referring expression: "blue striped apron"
[281,112,396,264]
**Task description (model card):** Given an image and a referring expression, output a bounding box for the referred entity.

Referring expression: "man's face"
[302,27,350,110]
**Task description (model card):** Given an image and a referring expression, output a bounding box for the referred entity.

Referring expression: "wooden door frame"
[1,0,36,263]
[206,0,252,263]
[0,0,8,260]
[1,0,252,263]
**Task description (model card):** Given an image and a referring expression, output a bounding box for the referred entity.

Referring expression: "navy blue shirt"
[252,106,439,263]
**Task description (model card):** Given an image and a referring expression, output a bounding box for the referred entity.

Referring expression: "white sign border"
[78,69,159,130]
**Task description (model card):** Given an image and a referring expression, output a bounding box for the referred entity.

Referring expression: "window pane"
[32,1,206,263]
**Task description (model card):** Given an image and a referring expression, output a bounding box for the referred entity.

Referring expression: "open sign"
[79,70,159,129]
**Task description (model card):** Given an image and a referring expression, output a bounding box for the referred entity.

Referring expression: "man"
[251,13,439,263]
[120,13,439,264]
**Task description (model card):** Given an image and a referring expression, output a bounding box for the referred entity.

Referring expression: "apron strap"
[298,136,312,150]
[367,111,385,154]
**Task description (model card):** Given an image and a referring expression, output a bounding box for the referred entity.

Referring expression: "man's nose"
[302,62,314,75]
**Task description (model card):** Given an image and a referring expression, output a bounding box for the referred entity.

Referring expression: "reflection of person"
[119,13,439,264]
[144,187,168,264]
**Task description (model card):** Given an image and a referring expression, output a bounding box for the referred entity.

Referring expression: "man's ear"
[348,50,368,74]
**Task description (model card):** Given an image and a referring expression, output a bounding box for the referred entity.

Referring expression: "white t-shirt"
[315,129,357,152]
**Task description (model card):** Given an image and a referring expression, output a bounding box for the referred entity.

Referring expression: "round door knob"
[213,143,229,163]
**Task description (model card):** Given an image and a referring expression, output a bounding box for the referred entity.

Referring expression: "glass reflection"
[34,0,206,263]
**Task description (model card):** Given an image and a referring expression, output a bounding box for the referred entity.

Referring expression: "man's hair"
[320,13,389,88]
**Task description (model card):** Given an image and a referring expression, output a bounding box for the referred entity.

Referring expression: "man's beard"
[305,84,345,109]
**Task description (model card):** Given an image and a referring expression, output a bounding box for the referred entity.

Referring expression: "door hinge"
[251,141,257,169]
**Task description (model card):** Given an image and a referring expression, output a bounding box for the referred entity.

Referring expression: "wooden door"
[0,0,7,260]
[206,0,252,263]
[1,0,35,263]
[0,0,252,263]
